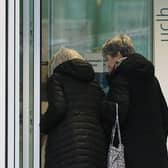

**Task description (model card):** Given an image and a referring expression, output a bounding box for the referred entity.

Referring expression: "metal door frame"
[5,0,40,167]
[0,0,7,167]
[22,0,40,167]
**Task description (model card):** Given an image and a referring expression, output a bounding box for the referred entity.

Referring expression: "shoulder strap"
[111,103,122,145]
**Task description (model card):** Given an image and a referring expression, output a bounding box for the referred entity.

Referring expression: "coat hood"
[54,59,95,82]
[114,53,154,80]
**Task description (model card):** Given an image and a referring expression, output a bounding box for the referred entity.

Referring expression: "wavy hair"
[49,47,84,77]
[102,34,135,57]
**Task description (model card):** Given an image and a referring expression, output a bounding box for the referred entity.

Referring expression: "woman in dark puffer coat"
[40,48,107,168]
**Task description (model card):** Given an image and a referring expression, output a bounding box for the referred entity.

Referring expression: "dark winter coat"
[40,59,107,168]
[103,53,168,168]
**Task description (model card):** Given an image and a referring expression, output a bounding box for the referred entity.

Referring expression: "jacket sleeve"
[155,77,168,137]
[40,75,66,134]
[160,92,168,137]
[103,75,130,127]
[101,75,129,145]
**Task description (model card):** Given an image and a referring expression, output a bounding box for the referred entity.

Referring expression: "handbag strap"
[111,103,122,146]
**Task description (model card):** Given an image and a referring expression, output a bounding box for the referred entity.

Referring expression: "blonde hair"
[102,34,135,57]
[49,47,84,76]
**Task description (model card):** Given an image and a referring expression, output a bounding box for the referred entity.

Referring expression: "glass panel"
[49,0,152,60]
[41,0,49,167]
[20,0,34,167]
[20,0,23,167]
[41,0,152,167]
[29,0,34,167]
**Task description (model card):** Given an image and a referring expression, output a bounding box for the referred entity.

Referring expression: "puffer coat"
[41,59,107,168]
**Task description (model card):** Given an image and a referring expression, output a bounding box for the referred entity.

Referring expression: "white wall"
[154,0,168,102]
[153,0,168,147]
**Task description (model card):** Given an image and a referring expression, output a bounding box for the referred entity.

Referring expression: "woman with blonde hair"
[41,48,107,168]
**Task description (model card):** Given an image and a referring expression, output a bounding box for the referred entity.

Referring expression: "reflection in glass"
[41,0,152,167]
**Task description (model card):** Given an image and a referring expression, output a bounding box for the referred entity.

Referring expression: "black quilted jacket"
[41,59,107,168]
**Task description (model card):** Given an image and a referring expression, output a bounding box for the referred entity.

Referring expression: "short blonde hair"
[49,47,84,76]
[102,34,135,57]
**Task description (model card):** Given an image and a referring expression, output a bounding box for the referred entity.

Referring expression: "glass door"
[41,0,153,167]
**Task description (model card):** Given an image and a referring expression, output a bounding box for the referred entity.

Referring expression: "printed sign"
[84,53,104,73]
[153,0,168,148]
